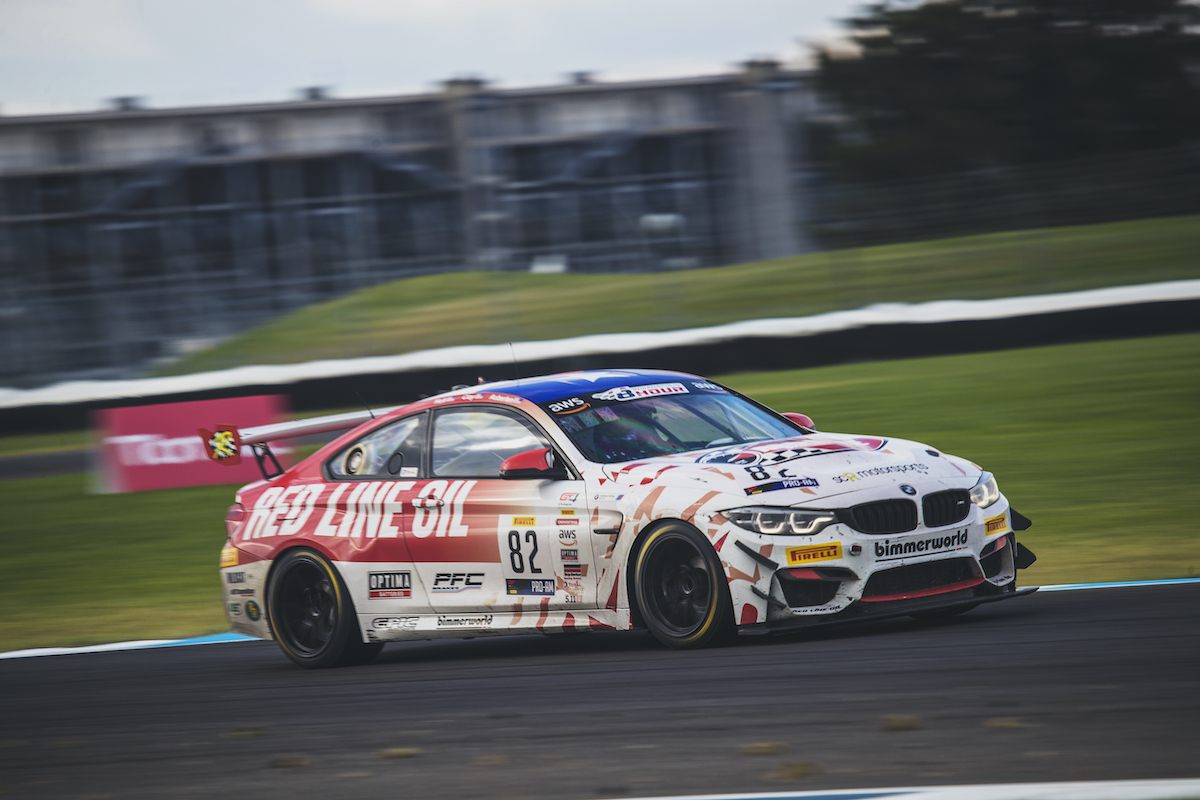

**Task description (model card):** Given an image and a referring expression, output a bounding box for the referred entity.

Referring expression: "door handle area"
[414,496,445,508]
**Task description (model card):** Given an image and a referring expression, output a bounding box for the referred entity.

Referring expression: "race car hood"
[597,432,980,504]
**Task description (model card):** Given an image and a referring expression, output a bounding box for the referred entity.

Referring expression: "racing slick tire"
[633,521,735,650]
[266,548,383,669]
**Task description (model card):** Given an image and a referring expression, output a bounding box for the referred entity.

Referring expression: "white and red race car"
[205,369,1036,668]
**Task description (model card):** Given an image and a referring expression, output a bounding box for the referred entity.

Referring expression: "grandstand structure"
[0,62,814,383]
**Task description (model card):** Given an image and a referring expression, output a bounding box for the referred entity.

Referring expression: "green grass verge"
[1,477,232,651]
[2,331,1197,652]
[0,429,91,458]
[730,333,1200,591]
[158,214,1200,374]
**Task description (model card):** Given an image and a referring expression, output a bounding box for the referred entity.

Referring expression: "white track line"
[606,778,1200,800]
[2,279,1197,409]
[1,578,1196,660]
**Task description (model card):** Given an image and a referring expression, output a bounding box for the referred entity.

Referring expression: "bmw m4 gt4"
[204,369,1035,668]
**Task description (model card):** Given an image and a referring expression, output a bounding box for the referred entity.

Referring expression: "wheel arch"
[623,516,720,632]
[263,543,366,648]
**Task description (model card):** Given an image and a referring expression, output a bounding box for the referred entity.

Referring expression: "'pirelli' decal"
[985,513,1009,535]
[786,542,842,565]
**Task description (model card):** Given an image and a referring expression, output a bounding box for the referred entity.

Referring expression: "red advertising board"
[94,396,290,493]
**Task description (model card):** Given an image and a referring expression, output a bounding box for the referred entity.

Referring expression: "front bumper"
[714,500,1034,627]
[738,583,1037,636]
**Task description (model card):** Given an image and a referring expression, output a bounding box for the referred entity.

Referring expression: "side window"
[432,408,550,478]
[328,414,425,479]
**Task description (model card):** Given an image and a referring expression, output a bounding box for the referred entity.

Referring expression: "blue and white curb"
[609,779,1200,800]
[1037,577,1200,592]
[0,631,254,660]
[1,578,1196,660]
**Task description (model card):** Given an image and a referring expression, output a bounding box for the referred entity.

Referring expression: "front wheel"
[633,522,735,649]
[266,548,383,669]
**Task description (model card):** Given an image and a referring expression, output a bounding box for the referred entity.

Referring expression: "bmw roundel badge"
[900,484,917,495]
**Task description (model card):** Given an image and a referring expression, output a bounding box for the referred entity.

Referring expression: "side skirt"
[357,607,629,643]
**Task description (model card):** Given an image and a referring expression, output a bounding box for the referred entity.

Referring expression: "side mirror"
[500,447,569,480]
[782,412,815,430]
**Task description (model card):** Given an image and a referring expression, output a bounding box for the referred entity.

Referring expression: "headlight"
[723,506,836,535]
[969,472,1000,508]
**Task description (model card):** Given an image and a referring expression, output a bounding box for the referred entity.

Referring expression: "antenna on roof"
[354,391,376,420]
[509,342,519,380]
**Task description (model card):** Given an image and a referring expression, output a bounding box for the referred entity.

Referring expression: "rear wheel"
[266,548,383,669]
[633,522,734,649]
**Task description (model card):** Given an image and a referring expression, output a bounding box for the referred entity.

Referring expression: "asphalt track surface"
[1,584,1197,800]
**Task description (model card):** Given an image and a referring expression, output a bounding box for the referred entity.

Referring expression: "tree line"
[810,0,1200,180]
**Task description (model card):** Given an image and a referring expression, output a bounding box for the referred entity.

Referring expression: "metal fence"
[2,140,1198,386]
[0,133,737,384]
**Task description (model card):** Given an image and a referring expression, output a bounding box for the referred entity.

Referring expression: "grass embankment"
[0,429,91,458]
[158,214,1200,374]
[736,333,1200,591]
[2,332,1197,652]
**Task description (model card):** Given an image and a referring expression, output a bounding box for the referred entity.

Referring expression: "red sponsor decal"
[234,477,576,565]
[95,396,288,493]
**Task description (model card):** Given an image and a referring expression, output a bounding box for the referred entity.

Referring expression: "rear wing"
[199,405,403,479]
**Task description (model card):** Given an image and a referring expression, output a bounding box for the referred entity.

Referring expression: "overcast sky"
[0,0,865,116]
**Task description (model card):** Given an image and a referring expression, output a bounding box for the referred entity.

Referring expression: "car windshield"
[539,380,800,464]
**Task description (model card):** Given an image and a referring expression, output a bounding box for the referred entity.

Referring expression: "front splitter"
[738,585,1038,636]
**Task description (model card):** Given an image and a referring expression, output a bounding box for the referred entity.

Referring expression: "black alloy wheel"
[633,522,734,649]
[267,548,383,669]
